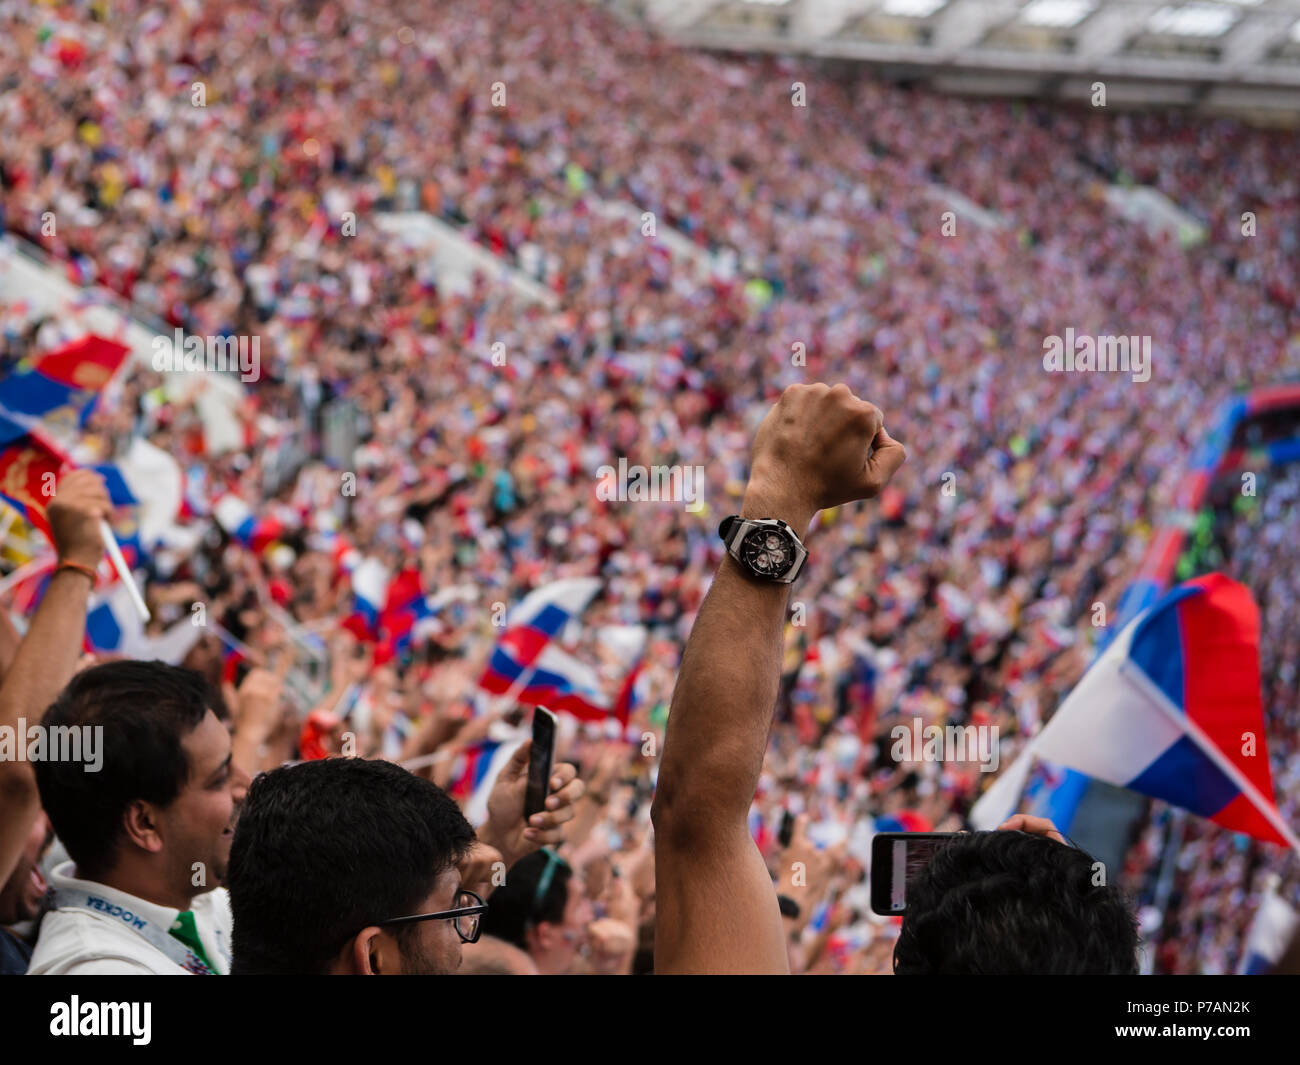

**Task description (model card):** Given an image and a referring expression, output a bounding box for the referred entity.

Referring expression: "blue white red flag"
[476,577,609,718]
[973,574,1297,849]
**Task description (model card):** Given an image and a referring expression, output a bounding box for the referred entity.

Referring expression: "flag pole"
[969,731,1042,830]
[211,621,257,659]
[492,662,539,714]
[99,520,150,622]
[263,598,327,661]
[399,749,456,774]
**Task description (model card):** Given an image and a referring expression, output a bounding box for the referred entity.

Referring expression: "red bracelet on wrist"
[55,560,98,585]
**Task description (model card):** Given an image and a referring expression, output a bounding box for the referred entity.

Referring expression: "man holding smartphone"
[890,813,1138,974]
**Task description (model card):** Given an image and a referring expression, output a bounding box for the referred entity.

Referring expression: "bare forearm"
[0,568,93,881]
[0,569,92,733]
[246,722,297,774]
[652,383,905,975]
[397,706,459,766]
[564,791,607,851]
[231,723,273,776]
[658,562,786,820]
[0,607,21,680]
[656,491,813,832]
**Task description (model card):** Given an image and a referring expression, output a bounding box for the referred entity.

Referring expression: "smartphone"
[869,832,959,916]
[778,809,796,849]
[523,707,558,821]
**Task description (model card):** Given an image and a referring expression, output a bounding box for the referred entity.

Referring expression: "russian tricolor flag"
[476,577,607,717]
[377,574,475,656]
[213,494,258,544]
[449,738,504,801]
[346,557,390,635]
[478,577,600,670]
[213,493,281,550]
[483,642,616,723]
[974,574,1297,849]
[494,577,601,659]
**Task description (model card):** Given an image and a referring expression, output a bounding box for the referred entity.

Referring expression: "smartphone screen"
[870,832,958,915]
[523,707,557,820]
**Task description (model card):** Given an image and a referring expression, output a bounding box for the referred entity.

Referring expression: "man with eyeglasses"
[227,753,583,974]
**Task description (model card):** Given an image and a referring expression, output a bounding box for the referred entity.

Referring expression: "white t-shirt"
[27,862,232,975]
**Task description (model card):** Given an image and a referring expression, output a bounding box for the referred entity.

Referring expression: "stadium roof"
[608,0,1300,117]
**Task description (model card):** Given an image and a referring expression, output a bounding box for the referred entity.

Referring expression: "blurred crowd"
[0,0,1297,973]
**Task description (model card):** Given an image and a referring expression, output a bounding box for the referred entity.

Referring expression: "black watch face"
[739,525,797,579]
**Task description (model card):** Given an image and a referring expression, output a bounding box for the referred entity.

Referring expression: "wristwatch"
[718,515,808,584]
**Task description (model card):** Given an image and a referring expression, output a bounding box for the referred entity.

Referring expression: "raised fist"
[744,383,906,530]
[47,469,112,571]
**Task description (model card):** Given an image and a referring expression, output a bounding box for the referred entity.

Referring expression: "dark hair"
[777,894,801,920]
[227,758,475,975]
[479,849,571,949]
[894,831,1139,975]
[35,660,213,878]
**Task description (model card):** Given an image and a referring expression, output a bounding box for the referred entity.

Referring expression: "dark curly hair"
[894,831,1139,974]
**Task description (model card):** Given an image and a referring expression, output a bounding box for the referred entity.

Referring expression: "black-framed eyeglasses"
[377,889,489,944]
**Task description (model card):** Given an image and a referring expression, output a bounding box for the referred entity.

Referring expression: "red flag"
[0,426,70,539]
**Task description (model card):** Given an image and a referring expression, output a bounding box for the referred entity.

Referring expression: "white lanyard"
[53,888,218,975]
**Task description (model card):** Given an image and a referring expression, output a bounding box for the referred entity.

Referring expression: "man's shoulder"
[29,951,159,976]
[194,885,231,916]
[27,905,177,975]
[193,885,232,937]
